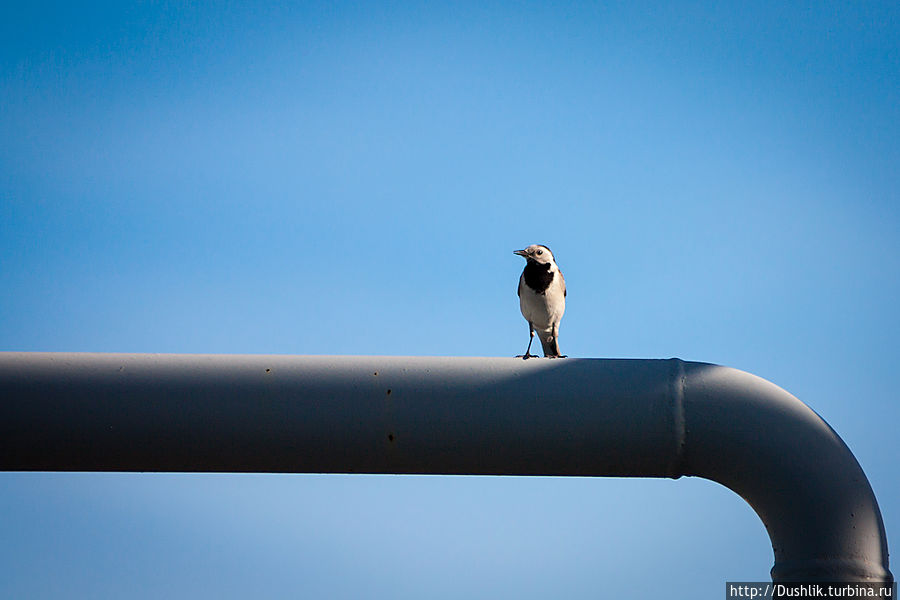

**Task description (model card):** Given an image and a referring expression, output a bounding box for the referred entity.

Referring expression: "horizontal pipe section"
[0,352,891,584]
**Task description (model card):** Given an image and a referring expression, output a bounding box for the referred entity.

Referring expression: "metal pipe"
[0,352,891,583]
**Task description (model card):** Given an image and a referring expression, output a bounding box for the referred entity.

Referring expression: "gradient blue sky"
[1,2,898,598]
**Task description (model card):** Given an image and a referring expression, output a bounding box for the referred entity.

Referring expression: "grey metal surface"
[0,352,891,583]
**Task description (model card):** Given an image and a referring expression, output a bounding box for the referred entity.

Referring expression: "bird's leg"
[547,324,567,359]
[516,324,538,359]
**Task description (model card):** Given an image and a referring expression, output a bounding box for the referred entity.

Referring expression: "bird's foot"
[547,354,568,359]
[515,353,539,360]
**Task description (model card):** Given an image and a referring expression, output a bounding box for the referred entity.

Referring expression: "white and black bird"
[514,244,566,359]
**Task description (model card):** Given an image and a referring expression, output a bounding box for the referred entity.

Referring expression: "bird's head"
[514,244,555,265]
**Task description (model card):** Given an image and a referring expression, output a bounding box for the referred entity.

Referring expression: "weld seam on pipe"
[667,357,687,479]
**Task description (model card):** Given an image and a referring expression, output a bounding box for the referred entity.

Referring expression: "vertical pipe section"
[0,353,891,584]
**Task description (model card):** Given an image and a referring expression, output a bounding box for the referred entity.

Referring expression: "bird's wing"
[517,274,523,298]
[560,270,566,297]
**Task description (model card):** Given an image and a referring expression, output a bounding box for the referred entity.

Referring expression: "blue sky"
[1,1,898,597]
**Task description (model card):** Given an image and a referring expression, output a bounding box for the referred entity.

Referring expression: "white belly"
[519,278,565,334]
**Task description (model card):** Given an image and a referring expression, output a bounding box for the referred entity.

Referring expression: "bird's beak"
[513,249,528,257]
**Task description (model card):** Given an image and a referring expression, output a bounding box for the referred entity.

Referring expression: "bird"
[514,244,566,359]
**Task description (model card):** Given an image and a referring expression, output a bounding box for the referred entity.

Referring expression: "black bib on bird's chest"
[523,261,554,294]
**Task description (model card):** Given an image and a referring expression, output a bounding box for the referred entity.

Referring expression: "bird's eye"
[536,249,543,255]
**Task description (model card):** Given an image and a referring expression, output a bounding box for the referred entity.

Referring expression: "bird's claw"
[515,353,538,360]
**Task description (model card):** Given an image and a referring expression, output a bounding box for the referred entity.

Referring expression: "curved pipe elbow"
[679,362,891,583]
